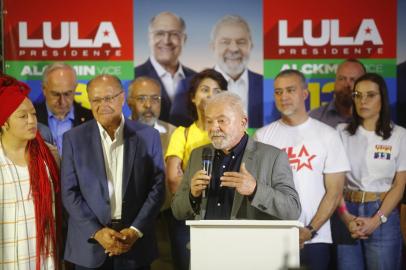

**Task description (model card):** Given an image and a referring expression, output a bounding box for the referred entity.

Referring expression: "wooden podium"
[186,220,303,270]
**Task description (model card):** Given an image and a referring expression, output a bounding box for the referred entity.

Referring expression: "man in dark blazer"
[35,62,93,154]
[61,74,165,269]
[210,15,264,128]
[172,92,300,222]
[134,12,196,127]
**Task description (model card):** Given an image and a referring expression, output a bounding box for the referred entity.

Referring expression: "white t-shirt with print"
[254,117,350,244]
[337,124,406,192]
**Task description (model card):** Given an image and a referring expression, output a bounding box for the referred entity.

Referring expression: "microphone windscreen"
[202,147,213,161]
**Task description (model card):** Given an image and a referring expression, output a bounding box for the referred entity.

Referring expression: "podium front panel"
[187,220,302,270]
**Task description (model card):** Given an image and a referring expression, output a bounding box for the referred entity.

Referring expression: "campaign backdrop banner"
[263,0,397,124]
[3,0,133,110]
[2,0,401,124]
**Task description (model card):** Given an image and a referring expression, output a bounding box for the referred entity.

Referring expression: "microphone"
[202,147,213,198]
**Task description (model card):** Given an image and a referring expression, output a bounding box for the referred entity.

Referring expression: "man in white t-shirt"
[254,69,350,270]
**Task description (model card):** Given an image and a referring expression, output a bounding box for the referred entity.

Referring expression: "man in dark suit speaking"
[172,92,300,221]
[61,74,165,269]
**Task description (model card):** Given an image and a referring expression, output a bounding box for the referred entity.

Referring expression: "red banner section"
[264,0,396,59]
[4,0,133,61]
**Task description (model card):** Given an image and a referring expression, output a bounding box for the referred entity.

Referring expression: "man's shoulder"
[247,69,263,78]
[63,120,96,145]
[256,120,278,132]
[34,100,46,110]
[73,102,93,119]
[33,101,48,123]
[309,103,329,118]
[254,120,280,140]
[125,119,160,143]
[182,65,197,77]
[249,138,283,156]
[157,120,176,133]
[308,117,337,133]
[126,119,155,132]
[134,59,155,76]
[66,119,95,134]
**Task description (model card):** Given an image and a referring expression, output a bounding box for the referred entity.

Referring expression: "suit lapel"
[230,138,257,218]
[87,121,110,204]
[146,59,172,120]
[122,120,138,197]
[37,102,50,126]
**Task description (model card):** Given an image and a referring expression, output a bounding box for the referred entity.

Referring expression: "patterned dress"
[0,143,55,270]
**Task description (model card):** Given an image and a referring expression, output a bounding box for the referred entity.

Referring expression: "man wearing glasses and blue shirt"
[61,74,165,270]
[35,62,93,154]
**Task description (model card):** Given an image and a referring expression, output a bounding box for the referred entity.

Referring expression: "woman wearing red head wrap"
[0,73,62,270]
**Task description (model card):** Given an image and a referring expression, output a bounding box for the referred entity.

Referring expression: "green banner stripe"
[264,59,396,79]
[4,61,134,80]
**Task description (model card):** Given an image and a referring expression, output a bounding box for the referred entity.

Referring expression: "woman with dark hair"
[166,69,228,194]
[336,73,406,270]
[0,74,62,270]
[164,69,227,270]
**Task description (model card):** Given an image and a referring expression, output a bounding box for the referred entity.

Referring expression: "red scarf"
[27,133,62,270]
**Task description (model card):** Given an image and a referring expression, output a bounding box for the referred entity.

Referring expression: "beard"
[335,88,353,108]
[276,103,295,117]
[138,109,158,126]
[209,131,230,150]
[218,52,249,79]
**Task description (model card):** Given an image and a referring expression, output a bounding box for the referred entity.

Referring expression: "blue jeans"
[300,243,331,270]
[337,200,402,270]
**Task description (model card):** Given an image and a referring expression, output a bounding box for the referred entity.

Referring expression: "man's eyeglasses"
[130,95,161,105]
[89,91,123,105]
[352,91,380,102]
[150,30,184,41]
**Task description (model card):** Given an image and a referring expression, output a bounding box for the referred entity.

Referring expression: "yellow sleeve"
[165,126,186,161]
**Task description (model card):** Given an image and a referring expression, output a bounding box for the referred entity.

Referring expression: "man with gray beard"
[127,76,176,270]
[127,76,176,154]
[171,92,300,222]
[211,15,263,128]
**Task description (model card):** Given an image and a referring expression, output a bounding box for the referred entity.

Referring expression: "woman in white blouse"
[336,73,406,270]
[0,74,62,270]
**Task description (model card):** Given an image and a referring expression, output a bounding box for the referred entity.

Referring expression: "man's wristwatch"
[377,210,387,224]
[305,225,318,239]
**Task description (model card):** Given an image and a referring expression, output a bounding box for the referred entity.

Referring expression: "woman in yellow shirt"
[164,69,227,270]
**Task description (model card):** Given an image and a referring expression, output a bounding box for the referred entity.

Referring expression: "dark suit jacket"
[171,138,301,221]
[247,70,264,128]
[61,119,165,268]
[134,59,196,126]
[34,101,93,127]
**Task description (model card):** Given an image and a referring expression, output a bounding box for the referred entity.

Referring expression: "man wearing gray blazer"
[172,92,300,221]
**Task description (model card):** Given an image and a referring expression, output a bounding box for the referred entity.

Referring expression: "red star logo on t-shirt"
[284,145,316,171]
